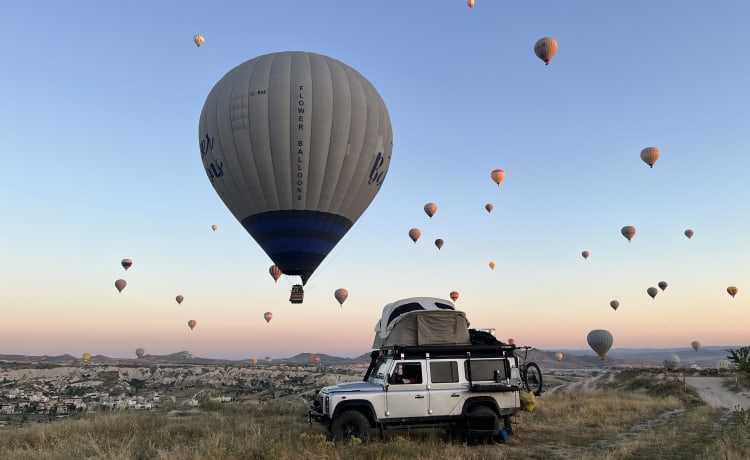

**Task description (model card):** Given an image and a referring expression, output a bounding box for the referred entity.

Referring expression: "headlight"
[324,396,330,414]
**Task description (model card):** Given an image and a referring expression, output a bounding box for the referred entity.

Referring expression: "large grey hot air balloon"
[663,354,680,370]
[199,52,393,286]
[587,329,613,360]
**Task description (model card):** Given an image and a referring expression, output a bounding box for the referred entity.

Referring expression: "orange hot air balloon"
[534,37,558,65]
[264,311,273,323]
[727,286,738,298]
[211,224,218,231]
[408,228,421,243]
[334,288,348,306]
[424,202,437,218]
[467,0,475,8]
[610,300,620,311]
[115,279,127,293]
[187,320,197,330]
[485,203,494,213]
[555,353,563,361]
[508,338,515,345]
[581,250,590,260]
[621,226,636,242]
[640,147,660,168]
[311,354,321,365]
[193,34,205,47]
[434,238,444,250]
[489,261,496,270]
[449,291,459,302]
[250,357,258,365]
[121,259,133,271]
[490,169,505,186]
[175,295,184,305]
[269,265,282,282]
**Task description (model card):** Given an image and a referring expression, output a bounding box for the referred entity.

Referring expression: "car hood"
[321,381,381,393]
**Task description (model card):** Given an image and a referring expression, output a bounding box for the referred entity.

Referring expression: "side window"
[464,359,507,381]
[430,361,459,383]
[390,362,423,384]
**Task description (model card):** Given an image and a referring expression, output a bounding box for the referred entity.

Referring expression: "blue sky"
[1,1,748,359]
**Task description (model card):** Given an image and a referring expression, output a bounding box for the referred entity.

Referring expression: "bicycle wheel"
[524,362,543,396]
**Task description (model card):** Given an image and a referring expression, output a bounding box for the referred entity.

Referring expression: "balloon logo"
[587,329,613,360]
[449,291,459,302]
[334,288,348,306]
[621,226,636,242]
[727,286,738,298]
[434,238,444,250]
[193,34,205,47]
[424,203,437,219]
[489,261,496,270]
[115,279,127,293]
[269,265,282,283]
[485,203,494,213]
[409,228,421,243]
[691,340,701,352]
[581,250,590,260]
[121,259,133,271]
[534,37,558,65]
[264,312,273,323]
[188,320,197,330]
[647,287,658,299]
[684,229,694,239]
[199,52,393,287]
[175,295,184,305]
[490,169,505,186]
[610,300,620,311]
[640,147,660,168]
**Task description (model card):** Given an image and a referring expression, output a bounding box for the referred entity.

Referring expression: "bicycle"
[514,346,543,396]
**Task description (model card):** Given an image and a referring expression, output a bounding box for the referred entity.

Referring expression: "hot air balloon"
[508,338,516,345]
[449,291,459,302]
[409,228,421,243]
[534,37,558,65]
[581,250,590,260]
[621,226,636,242]
[264,312,273,323]
[658,281,668,291]
[691,340,701,352]
[175,295,184,305]
[555,353,563,361]
[610,300,620,311]
[269,265,282,283]
[489,261,496,270]
[121,259,133,271]
[135,348,145,359]
[311,354,321,365]
[199,52,393,288]
[115,279,127,293]
[434,238,444,250]
[334,288,348,306]
[188,320,197,330]
[640,147,660,168]
[211,224,218,231]
[716,359,733,370]
[485,203,494,213]
[82,353,91,363]
[684,229,694,239]
[424,203,437,218]
[647,287,658,299]
[663,354,680,370]
[250,357,258,365]
[727,286,738,298]
[467,0,475,8]
[587,329,613,360]
[490,169,505,186]
[193,34,205,47]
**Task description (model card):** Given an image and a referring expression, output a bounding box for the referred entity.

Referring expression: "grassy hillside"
[1,371,748,459]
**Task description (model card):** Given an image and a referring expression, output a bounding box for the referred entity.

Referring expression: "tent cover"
[372,297,471,348]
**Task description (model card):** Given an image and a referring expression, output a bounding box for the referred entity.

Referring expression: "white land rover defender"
[308,297,522,444]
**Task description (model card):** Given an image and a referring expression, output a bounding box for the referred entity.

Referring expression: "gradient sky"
[1,1,748,360]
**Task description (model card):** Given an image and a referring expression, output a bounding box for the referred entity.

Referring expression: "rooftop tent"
[372,297,471,348]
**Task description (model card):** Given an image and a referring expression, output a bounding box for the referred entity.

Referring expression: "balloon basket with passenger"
[289,284,304,304]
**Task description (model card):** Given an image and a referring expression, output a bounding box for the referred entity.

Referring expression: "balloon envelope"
[82,353,91,363]
[269,265,282,282]
[449,291,459,302]
[188,320,197,330]
[175,295,184,305]
[727,286,738,298]
[199,51,393,286]
[311,354,321,364]
[423,203,437,218]
[640,147,660,168]
[490,169,505,186]
[621,226,636,241]
[485,203,494,213]
[211,224,218,231]
[264,312,273,323]
[135,348,145,359]
[663,354,680,370]
[193,34,204,47]
[489,261,496,270]
[121,259,132,271]
[684,229,694,239]
[115,279,127,293]
[534,37,558,65]
[334,288,348,306]
[467,0,474,8]
[555,353,563,361]
[647,287,658,299]
[250,357,258,365]
[587,329,613,359]
[434,238,444,250]
[691,340,701,352]
[581,250,590,260]
[610,300,620,311]
[658,281,668,291]
[409,228,421,243]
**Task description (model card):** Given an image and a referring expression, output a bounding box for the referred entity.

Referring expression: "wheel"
[524,362,543,396]
[464,406,499,445]
[331,410,371,444]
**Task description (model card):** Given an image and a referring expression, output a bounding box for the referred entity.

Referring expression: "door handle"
[415,395,425,399]
[451,394,460,398]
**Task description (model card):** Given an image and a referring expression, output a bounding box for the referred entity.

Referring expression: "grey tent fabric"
[372,309,471,348]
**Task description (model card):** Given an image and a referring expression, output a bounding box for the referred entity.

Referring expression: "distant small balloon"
[508,338,515,345]
[334,288,348,306]
[489,261,496,270]
[211,224,218,231]
[408,228,421,243]
[115,279,127,293]
[684,229,694,239]
[555,352,563,361]
[621,226,636,242]
[434,239,444,250]
[490,169,505,186]
[424,203,437,218]
[193,34,205,47]
[534,37,558,65]
[658,281,668,291]
[610,300,620,311]
[727,286,738,298]
[269,265,282,282]
[187,320,197,330]
[640,147,660,168]
[647,287,658,299]
[691,340,701,352]
[250,357,258,365]
[121,259,133,271]
[82,353,91,363]
[135,348,145,359]
[310,354,321,365]
[175,295,184,305]
[264,311,273,323]
[485,203,494,213]
[467,0,475,8]
[450,291,459,302]
[582,250,590,260]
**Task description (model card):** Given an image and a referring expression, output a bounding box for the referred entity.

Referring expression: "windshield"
[368,357,392,383]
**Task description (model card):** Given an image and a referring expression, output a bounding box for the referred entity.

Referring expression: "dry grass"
[1,374,749,459]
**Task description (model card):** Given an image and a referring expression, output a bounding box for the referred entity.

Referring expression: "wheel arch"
[332,400,377,426]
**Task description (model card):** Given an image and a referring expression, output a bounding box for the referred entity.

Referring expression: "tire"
[464,406,499,445]
[331,410,371,444]
[524,362,543,396]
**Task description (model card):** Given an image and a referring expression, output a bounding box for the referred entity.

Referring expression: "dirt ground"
[684,376,750,410]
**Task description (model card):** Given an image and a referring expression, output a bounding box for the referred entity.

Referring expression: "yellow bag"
[520,390,536,413]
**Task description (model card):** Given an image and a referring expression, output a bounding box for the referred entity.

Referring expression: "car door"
[426,360,464,416]
[385,361,429,419]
